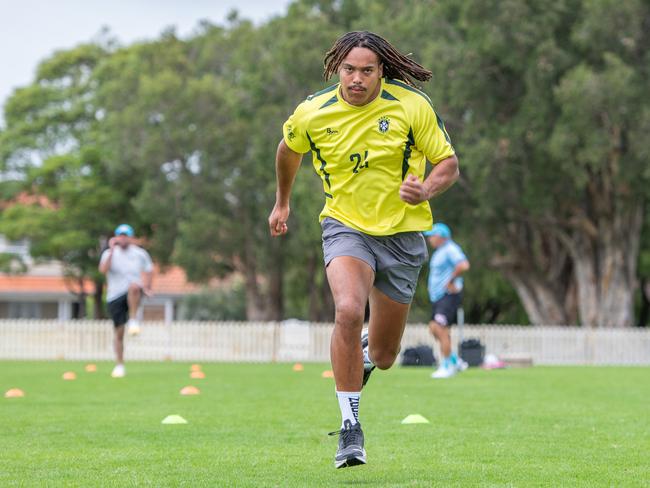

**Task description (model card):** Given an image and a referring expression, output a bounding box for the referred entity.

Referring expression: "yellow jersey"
[283,78,455,236]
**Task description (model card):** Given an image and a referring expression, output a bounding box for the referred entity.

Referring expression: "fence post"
[586,326,595,365]
[272,322,279,363]
[164,320,173,361]
[58,319,66,360]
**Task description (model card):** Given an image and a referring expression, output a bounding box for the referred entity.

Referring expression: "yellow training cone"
[180,386,200,396]
[190,370,205,379]
[321,370,334,378]
[161,415,188,424]
[293,363,304,372]
[85,364,97,373]
[62,371,77,381]
[4,388,25,398]
[401,414,430,424]
[190,364,202,372]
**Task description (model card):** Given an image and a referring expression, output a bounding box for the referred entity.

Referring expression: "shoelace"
[328,423,363,446]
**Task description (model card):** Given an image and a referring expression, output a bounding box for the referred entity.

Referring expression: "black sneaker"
[361,329,375,387]
[329,419,366,468]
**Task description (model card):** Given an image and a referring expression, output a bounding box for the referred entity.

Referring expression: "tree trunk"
[242,267,266,321]
[240,235,267,321]
[307,253,335,322]
[501,270,569,325]
[563,202,643,327]
[493,223,573,325]
[638,278,650,327]
[74,292,87,319]
[93,279,105,319]
[266,237,284,320]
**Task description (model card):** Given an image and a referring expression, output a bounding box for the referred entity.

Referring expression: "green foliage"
[177,285,247,321]
[0,253,27,274]
[2,0,648,324]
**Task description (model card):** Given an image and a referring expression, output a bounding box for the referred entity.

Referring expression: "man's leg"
[127,283,142,318]
[430,320,456,378]
[114,325,125,363]
[327,256,374,393]
[126,284,142,335]
[108,295,128,377]
[326,256,374,468]
[429,320,451,358]
[112,325,126,377]
[366,287,411,370]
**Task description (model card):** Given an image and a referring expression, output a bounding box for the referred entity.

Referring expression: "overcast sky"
[0,0,291,118]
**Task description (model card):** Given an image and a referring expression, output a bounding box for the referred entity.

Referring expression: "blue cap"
[423,222,451,238]
[114,224,134,237]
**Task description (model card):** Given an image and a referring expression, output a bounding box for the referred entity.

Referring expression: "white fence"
[0,320,649,365]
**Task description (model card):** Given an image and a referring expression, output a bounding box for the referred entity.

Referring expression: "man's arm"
[98,238,116,274]
[142,271,153,297]
[447,259,470,293]
[268,139,304,236]
[399,155,459,205]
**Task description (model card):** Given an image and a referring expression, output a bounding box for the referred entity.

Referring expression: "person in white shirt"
[99,224,153,377]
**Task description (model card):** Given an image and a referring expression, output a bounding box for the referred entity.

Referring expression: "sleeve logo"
[286,124,296,141]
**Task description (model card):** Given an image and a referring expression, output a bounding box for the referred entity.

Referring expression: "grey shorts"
[321,217,428,303]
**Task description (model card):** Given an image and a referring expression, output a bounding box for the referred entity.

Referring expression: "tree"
[0,43,137,317]
[418,0,649,326]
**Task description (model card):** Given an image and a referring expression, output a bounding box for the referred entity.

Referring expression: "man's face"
[428,235,446,248]
[338,47,383,106]
[115,234,130,248]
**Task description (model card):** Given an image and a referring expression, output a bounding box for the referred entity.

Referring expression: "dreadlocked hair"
[323,31,432,87]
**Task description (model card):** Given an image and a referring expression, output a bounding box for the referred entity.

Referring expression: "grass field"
[1,361,649,487]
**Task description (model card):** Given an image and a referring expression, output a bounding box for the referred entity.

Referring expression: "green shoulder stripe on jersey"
[306,131,331,189]
[380,89,399,101]
[319,95,338,110]
[402,128,415,180]
[306,84,338,101]
[385,78,434,110]
[436,113,451,143]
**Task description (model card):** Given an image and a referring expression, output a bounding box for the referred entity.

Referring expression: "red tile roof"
[0,275,91,294]
[0,191,57,210]
[151,265,199,295]
[0,265,198,296]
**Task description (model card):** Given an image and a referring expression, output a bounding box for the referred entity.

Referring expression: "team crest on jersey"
[378,116,390,133]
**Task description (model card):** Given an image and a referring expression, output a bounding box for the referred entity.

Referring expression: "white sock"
[337,391,361,428]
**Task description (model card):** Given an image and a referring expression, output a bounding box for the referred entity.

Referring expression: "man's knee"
[114,325,125,340]
[371,346,400,370]
[128,283,141,295]
[334,300,365,329]
[429,320,437,335]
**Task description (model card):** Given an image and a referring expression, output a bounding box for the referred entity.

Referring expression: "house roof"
[0,191,57,210]
[0,264,199,299]
[151,265,199,295]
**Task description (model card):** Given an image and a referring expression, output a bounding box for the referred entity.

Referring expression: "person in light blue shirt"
[424,223,470,378]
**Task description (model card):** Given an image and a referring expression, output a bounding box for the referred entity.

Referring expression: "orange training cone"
[190,364,202,372]
[5,388,25,398]
[62,372,77,380]
[293,363,304,372]
[85,364,97,372]
[180,386,200,396]
[321,370,334,378]
[190,370,206,379]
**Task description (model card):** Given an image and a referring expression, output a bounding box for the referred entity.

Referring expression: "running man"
[268,31,459,468]
[425,222,470,378]
[99,224,153,378]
